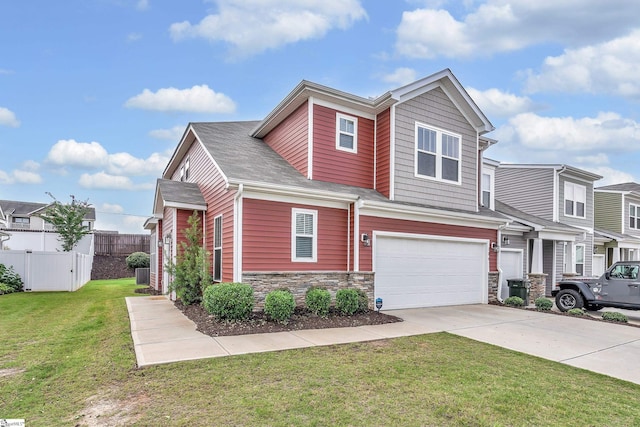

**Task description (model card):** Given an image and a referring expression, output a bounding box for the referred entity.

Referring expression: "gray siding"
[393,87,478,211]
[495,168,555,220]
[594,191,621,233]
[505,234,527,277]
[623,194,640,238]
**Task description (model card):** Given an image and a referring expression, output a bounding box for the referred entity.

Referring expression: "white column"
[531,238,544,274]
[612,247,621,263]
[565,241,576,274]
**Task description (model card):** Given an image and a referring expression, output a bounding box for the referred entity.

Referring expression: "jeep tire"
[555,289,584,312]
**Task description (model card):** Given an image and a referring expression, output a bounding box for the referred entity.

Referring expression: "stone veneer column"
[487,272,500,303]
[527,273,547,304]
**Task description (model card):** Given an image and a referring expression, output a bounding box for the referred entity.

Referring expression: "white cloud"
[136,0,149,11]
[466,87,536,118]
[94,214,148,234]
[100,203,125,214]
[575,153,610,166]
[587,167,635,186]
[45,139,169,176]
[125,85,235,113]
[524,30,640,98]
[21,160,40,172]
[0,69,13,75]
[79,172,154,191]
[169,0,367,58]
[127,32,143,42]
[494,112,640,152]
[381,68,418,87]
[395,0,639,59]
[0,107,20,127]
[149,125,185,141]
[0,168,42,184]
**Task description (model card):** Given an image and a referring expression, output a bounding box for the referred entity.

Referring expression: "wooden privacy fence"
[94,233,150,256]
[0,250,93,292]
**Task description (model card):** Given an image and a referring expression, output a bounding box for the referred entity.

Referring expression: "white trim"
[336,112,358,154]
[553,168,560,222]
[308,97,314,180]
[564,181,587,219]
[213,214,223,282]
[292,208,318,263]
[354,201,360,271]
[389,105,396,201]
[347,203,351,271]
[414,121,462,185]
[242,189,350,210]
[312,97,375,120]
[163,201,207,211]
[622,194,627,234]
[481,168,495,210]
[629,202,640,231]
[574,243,586,276]
[373,117,377,190]
[233,185,243,282]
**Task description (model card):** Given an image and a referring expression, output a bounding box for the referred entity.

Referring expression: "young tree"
[166,211,212,305]
[38,194,92,252]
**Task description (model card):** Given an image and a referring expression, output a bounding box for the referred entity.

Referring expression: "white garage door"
[374,234,488,310]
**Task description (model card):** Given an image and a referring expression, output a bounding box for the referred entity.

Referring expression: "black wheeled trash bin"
[507,278,530,306]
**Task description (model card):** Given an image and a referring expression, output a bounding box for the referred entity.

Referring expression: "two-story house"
[0,199,96,252]
[594,183,640,269]
[145,69,511,310]
[493,164,602,297]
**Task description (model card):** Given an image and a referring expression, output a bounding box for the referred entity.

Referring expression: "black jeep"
[553,261,640,312]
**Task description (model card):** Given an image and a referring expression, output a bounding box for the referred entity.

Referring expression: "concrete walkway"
[126,296,640,385]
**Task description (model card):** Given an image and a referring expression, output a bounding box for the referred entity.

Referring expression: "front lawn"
[1,279,639,426]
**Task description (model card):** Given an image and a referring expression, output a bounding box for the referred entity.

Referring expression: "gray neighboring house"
[594,182,640,268]
[492,164,602,295]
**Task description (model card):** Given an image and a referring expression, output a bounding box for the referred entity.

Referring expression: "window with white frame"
[481,172,492,208]
[213,215,222,281]
[564,182,586,218]
[415,123,461,184]
[179,166,185,182]
[185,158,190,181]
[575,244,585,275]
[630,204,640,229]
[292,208,317,262]
[336,113,357,153]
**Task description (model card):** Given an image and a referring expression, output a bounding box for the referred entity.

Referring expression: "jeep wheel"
[555,289,584,312]
[586,304,603,311]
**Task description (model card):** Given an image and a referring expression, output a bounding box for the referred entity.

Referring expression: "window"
[336,113,357,153]
[481,173,492,208]
[575,245,584,276]
[185,158,190,180]
[179,166,184,182]
[564,182,586,218]
[12,217,29,229]
[630,204,640,229]
[610,263,639,279]
[415,123,461,184]
[82,220,92,230]
[292,208,317,262]
[213,215,222,281]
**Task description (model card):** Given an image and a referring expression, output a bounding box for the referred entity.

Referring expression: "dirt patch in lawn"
[72,392,150,427]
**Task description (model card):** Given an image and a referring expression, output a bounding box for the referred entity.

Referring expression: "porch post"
[565,241,576,274]
[531,238,543,274]
[612,247,621,263]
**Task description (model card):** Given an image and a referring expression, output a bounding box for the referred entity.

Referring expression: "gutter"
[233,184,244,282]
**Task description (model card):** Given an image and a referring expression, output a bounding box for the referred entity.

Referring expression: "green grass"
[2,279,640,426]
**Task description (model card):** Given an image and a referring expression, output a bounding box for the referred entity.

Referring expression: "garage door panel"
[374,235,488,310]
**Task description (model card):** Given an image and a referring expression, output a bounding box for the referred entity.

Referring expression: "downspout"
[496,223,508,303]
[347,203,351,271]
[233,184,244,282]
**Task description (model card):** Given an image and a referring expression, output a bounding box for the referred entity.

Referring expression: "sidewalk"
[126,296,640,385]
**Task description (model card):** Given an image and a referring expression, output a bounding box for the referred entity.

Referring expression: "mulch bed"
[134,285,402,337]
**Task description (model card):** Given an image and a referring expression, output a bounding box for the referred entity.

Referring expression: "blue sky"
[2,0,640,233]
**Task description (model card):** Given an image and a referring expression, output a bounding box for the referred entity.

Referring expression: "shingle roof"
[0,199,96,220]
[597,182,640,193]
[495,200,582,233]
[156,179,206,206]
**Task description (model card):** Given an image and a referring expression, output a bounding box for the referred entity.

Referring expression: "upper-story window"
[630,204,640,229]
[336,113,357,153]
[12,217,30,229]
[415,123,461,184]
[481,173,492,208]
[564,182,586,218]
[185,158,190,180]
[179,166,185,182]
[82,220,92,230]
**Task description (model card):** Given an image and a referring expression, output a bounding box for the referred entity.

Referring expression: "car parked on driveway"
[553,261,640,312]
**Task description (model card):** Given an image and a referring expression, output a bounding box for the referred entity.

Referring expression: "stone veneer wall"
[242,271,375,309]
[527,273,547,304]
[488,272,499,303]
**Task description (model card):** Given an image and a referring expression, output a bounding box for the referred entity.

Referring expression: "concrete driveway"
[127,297,640,384]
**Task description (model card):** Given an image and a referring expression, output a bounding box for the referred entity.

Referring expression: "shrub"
[264,290,296,324]
[601,311,628,323]
[0,283,13,295]
[305,288,331,317]
[504,296,524,307]
[126,252,150,269]
[203,283,254,320]
[336,289,360,315]
[568,308,585,316]
[0,263,23,293]
[356,289,369,313]
[534,297,553,311]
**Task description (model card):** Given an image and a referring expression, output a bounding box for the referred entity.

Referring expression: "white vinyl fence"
[0,250,93,292]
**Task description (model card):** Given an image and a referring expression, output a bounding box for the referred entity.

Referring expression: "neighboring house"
[594,183,640,269]
[145,69,511,310]
[0,199,96,253]
[493,164,602,296]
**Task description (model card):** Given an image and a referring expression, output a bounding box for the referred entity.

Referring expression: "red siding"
[242,198,348,271]
[263,101,309,177]
[375,108,391,198]
[358,215,498,272]
[312,105,375,188]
